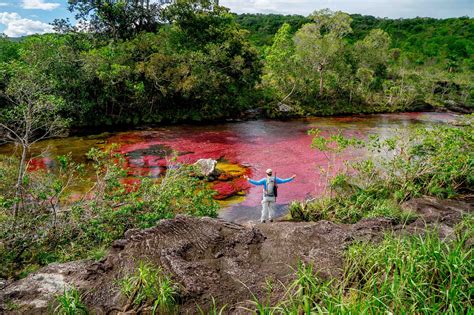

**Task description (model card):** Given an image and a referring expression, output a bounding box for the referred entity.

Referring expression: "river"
[0,112,457,222]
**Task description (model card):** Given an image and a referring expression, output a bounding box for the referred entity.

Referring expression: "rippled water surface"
[0,112,457,222]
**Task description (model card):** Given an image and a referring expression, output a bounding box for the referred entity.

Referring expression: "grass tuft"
[53,288,88,315]
[120,262,179,314]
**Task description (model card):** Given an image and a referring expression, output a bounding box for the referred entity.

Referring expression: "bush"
[291,118,473,223]
[0,147,219,279]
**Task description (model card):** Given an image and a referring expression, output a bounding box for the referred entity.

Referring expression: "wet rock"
[193,158,219,177]
[240,108,263,120]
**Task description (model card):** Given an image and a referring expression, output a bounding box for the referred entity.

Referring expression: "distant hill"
[235,13,474,63]
[8,36,26,42]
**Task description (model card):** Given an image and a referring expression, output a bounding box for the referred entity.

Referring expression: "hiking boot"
[270,219,274,222]
[261,220,266,223]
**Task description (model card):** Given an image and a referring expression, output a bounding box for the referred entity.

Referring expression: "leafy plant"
[0,146,219,279]
[53,288,88,315]
[119,262,178,314]
[291,122,473,223]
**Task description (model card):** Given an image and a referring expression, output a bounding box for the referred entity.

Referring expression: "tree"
[354,29,391,72]
[0,66,69,216]
[0,34,19,64]
[162,0,233,48]
[58,0,173,39]
[263,23,297,101]
[294,9,352,97]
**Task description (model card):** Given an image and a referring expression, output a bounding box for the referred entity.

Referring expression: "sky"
[0,0,472,37]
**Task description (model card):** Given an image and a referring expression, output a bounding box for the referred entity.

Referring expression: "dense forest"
[0,1,472,129]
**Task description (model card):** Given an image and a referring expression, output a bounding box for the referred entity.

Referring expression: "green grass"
[197,297,227,315]
[245,216,473,314]
[289,193,418,224]
[120,262,179,314]
[53,288,88,315]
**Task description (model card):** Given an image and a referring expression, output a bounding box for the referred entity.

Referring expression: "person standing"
[244,169,296,223]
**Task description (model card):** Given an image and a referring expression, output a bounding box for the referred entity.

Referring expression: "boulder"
[277,102,294,112]
[193,158,219,177]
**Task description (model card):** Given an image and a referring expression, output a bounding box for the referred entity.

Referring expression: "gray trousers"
[261,196,276,222]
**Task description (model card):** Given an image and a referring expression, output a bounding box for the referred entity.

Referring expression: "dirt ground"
[1,196,472,314]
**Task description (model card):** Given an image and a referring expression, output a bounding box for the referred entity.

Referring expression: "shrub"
[291,119,473,223]
[0,146,219,279]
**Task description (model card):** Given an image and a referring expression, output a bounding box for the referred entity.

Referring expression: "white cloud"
[0,12,54,37]
[0,2,10,7]
[22,0,60,10]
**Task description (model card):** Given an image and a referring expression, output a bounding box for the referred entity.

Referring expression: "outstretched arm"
[244,176,266,186]
[276,175,296,184]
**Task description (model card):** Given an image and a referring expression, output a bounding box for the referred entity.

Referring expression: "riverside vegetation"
[0,1,472,129]
[0,148,218,279]
[289,117,474,223]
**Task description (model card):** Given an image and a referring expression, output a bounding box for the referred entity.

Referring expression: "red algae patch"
[211,177,251,200]
[27,157,54,172]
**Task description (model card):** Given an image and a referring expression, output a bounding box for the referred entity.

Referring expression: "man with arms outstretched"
[244,169,296,223]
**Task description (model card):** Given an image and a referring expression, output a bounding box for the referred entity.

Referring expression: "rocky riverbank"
[1,196,472,314]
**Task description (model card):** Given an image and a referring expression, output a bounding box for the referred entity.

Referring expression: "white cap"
[266,168,272,175]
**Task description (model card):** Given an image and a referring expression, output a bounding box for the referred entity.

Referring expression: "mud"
[1,196,472,314]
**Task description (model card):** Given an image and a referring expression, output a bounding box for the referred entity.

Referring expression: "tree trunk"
[14,144,27,217]
[318,63,324,97]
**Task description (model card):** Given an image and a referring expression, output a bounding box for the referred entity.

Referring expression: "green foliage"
[120,262,178,314]
[291,121,473,223]
[234,14,310,47]
[59,0,167,39]
[245,12,473,114]
[262,23,296,100]
[1,10,471,127]
[244,217,473,313]
[0,2,261,128]
[0,34,19,64]
[53,288,88,315]
[0,146,218,279]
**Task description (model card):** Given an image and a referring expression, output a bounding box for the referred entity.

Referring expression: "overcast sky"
[0,0,473,37]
